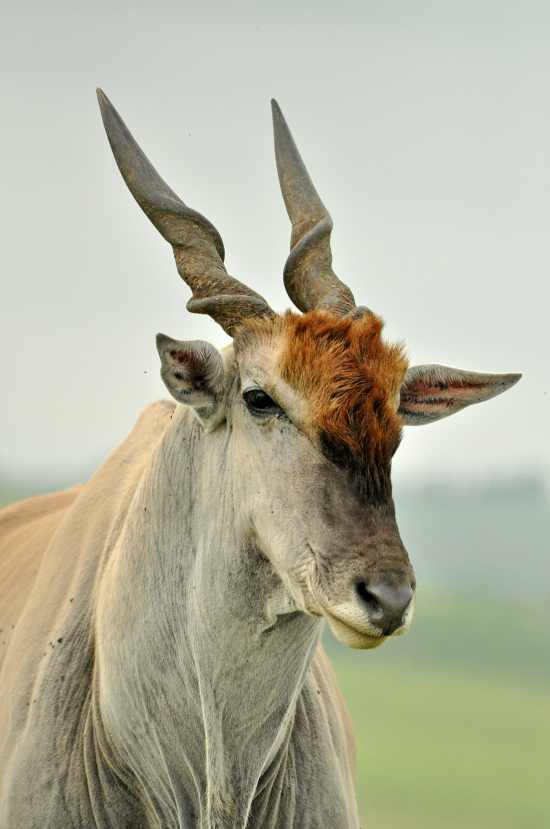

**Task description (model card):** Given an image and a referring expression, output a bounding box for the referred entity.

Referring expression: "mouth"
[322,609,388,650]
[322,599,414,650]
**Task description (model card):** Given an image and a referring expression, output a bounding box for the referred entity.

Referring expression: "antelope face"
[99,90,521,649]
[230,310,415,649]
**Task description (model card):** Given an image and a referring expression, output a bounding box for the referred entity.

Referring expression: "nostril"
[355,579,414,635]
[355,581,384,620]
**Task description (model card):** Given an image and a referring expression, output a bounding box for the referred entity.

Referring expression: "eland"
[0,92,521,828]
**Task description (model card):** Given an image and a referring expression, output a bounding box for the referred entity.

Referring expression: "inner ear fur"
[156,334,225,422]
[398,364,521,425]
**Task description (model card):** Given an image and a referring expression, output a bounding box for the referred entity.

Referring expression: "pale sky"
[1,1,548,488]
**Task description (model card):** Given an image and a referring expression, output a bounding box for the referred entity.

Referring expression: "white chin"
[326,614,386,650]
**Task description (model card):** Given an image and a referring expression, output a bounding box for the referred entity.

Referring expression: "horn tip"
[271,98,285,125]
[96,87,109,108]
[96,88,117,126]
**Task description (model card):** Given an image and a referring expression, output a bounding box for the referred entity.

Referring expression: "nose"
[355,579,414,635]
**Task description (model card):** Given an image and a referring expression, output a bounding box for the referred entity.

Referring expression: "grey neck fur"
[94,406,329,828]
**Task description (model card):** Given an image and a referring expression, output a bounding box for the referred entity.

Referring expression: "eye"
[243,388,285,417]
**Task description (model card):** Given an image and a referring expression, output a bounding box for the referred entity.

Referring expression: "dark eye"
[243,389,284,417]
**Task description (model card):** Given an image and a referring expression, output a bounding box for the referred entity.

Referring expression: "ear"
[398,364,521,425]
[156,334,226,426]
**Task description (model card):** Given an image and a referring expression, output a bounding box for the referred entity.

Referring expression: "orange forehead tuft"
[237,310,408,501]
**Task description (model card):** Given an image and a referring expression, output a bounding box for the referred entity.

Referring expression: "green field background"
[328,477,550,828]
[328,592,549,828]
[2,473,549,827]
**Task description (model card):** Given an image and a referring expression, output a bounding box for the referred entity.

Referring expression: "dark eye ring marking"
[243,388,286,418]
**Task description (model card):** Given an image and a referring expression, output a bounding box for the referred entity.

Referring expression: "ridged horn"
[97,89,274,336]
[271,99,357,316]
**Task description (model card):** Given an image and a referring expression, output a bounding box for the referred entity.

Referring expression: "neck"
[94,406,321,827]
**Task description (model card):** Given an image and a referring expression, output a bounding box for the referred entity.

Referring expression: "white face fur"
[156,332,413,649]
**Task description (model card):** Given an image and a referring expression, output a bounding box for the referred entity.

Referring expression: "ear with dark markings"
[398,364,521,425]
[156,334,225,426]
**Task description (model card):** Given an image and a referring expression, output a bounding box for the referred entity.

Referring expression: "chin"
[325,614,387,650]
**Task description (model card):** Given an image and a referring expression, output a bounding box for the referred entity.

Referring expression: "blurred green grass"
[328,592,550,828]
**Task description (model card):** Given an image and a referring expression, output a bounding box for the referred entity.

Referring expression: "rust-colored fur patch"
[238,310,408,502]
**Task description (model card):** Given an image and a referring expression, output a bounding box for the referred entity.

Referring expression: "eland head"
[97,91,520,649]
